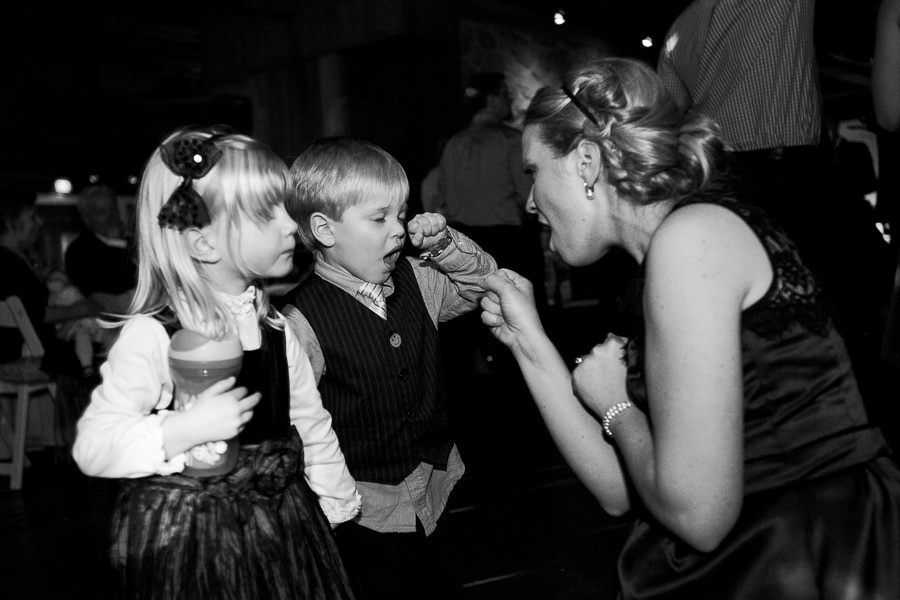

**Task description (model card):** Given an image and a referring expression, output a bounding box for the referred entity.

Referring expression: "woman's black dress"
[617,199,900,599]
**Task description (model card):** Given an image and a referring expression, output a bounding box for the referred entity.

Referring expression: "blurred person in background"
[1,183,100,445]
[65,184,137,315]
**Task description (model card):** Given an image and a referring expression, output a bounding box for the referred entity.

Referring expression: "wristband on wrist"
[419,233,453,261]
[602,401,634,438]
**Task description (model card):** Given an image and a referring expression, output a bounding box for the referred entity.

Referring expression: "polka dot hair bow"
[157,135,223,231]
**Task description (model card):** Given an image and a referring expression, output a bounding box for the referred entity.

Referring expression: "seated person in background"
[65,184,136,314]
[45,270,111,379]
[0,184,98,370]
[1,183,98,444]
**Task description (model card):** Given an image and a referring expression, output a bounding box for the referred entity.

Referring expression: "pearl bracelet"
[602,401,634,438]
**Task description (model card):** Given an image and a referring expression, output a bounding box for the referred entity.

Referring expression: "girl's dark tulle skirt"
[110,431,354,600]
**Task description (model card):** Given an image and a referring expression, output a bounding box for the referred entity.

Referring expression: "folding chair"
[0,296,57,490]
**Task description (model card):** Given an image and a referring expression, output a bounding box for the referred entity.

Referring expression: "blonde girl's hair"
[124,126,289,339]
[287,136,409,251]
[524,57,726,206]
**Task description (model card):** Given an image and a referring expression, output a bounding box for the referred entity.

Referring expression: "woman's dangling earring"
[584,182,595,200]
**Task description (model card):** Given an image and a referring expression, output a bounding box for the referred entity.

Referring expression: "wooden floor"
[0,442,632,600]
[2,300,898,600]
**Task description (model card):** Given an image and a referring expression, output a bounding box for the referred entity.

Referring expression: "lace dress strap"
[675,197,832,339]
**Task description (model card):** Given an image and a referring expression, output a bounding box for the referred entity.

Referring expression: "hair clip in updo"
[562,84,600,128]
[157,136,223,231]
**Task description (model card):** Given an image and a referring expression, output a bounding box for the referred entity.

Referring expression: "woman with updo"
[480,57,900,599]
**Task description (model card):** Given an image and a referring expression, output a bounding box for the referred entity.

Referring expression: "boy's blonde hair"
[287,136,409,251]
[126,126,289,339]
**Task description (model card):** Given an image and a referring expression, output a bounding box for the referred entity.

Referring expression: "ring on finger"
[574,356,584,365]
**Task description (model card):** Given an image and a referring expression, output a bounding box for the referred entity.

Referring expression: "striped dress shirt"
[657,0,822,152]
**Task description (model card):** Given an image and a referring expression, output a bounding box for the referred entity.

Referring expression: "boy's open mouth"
[382,248,401,268]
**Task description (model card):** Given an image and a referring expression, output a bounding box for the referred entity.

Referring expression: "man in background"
[65,184,136,315]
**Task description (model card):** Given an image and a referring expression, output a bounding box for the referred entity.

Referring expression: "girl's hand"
[479,269,543,351]
[178,377,260,447]
[407,212,448,249]
[572,334,629,417]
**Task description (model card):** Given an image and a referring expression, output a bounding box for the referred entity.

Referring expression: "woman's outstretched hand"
[480,269,543,351]
[572,333,630,417]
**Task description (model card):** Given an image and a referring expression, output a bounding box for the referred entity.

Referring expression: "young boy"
[284,137,497,599]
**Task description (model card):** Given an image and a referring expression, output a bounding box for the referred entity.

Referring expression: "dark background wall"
[0,0,881,209]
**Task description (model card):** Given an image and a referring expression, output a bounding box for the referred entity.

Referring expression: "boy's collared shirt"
[284,228,496,534]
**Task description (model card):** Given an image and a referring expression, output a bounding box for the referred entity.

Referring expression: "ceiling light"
[54,178,73,194]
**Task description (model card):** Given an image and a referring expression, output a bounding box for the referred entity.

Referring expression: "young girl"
[72,126,360,599]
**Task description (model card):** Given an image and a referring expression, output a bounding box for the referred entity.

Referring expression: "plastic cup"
[168,330,243,477]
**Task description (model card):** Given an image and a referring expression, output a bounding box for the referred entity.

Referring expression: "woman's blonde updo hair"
[524,57,725,206]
